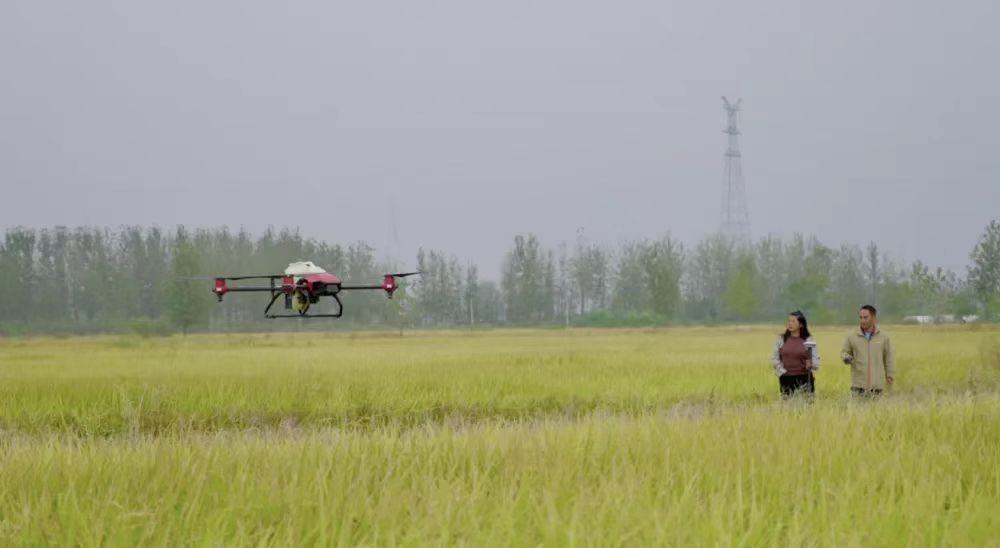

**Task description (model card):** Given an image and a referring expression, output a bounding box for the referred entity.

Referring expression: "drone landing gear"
[263,290,344,319]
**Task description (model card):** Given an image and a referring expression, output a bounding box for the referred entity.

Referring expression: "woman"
[771,310,820,398]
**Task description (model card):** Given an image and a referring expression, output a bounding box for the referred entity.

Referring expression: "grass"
[1,325,999,544]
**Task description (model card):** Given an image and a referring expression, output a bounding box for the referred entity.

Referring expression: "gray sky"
[2,0,998,277]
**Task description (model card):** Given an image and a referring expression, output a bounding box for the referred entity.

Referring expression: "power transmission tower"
[720,96,751,245]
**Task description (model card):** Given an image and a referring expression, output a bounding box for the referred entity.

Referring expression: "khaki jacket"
[840,328,895,390]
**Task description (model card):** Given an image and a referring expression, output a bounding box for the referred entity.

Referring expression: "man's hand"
[842,355,854,365]
[886,375,894,386]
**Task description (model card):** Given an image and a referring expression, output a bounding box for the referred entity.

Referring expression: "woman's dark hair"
[783,310,812,341]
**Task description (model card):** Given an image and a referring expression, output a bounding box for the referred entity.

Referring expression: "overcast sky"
[1,0,997,277]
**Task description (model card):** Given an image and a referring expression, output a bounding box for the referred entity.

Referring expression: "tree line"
[0,221,998,335]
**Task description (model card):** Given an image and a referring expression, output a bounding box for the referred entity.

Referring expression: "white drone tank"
[283,261,327,276]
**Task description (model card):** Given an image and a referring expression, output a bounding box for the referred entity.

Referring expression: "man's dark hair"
[860,304,878,316]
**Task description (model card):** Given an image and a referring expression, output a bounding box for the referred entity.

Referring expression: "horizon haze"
[2,1,998,277]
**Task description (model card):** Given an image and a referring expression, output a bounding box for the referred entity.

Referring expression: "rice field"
[2,326,999,545]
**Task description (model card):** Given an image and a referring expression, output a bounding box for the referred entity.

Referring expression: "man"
[841,305,895,397]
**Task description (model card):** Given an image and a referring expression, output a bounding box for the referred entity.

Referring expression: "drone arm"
[213,275,288,302]
[341,284,400,299]
[340,272,419,299]
[214,286,279,301]
[225,286,280,292]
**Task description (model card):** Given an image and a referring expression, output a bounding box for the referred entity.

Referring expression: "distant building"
[901,314,979,324]
[902,315,934,325]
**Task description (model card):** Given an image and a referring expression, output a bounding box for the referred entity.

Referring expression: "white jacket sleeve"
[771,337,786,376]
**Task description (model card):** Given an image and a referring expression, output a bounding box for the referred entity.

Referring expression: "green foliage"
[642,236,684,319]
[415,249,465,325]
[0,225,993,333]
[168,230,210,334]
[969,220,1000,317]
[685,234,736,321]
[611,241,649,312]
[501,234,555,323]
[723,253,759,320]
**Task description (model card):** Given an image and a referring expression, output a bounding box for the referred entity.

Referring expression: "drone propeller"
[386,271,421,278]
[177,275,280,281]
[216,275,282,281]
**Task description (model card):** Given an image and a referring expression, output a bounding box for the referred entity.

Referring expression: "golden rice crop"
[1,326,998,545]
